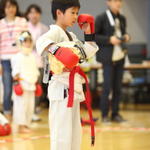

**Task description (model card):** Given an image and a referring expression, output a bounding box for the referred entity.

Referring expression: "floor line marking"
[1,127,150,143]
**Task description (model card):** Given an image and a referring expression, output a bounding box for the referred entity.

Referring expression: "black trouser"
[100,59,124,118]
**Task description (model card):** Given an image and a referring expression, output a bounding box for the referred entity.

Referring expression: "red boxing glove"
[49,45,79,69]
[35,84,43,97]
[78,14,95,34]
[4,124,11,135]
[0,124,11,136]
[13,82,23,96]
[0,124,6,136]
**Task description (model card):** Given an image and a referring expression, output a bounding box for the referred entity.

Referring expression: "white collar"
[49,24,64,31]
[106,9,115,26]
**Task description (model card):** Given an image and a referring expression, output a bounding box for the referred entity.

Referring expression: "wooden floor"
[1,106,150,150]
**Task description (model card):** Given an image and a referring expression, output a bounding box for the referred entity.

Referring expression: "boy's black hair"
[25,4,42,18]
[51,0,80,20]
[1,0,21,18]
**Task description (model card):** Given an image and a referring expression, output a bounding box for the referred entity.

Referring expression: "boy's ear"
[56,9,63,18]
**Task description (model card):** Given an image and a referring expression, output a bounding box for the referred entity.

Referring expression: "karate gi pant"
[49,99,82,150]
[13,91,35,126]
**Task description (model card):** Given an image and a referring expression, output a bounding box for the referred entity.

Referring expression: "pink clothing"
[0,17,28,60]
[28,22,48,45]
[28,22,48,68]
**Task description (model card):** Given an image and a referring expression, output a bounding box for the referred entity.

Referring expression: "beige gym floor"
[1,105,150,150]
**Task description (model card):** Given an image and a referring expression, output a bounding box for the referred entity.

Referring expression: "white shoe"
[32,114,41,122]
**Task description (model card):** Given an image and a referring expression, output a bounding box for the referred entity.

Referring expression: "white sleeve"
[83,42,99,59]
[36,28,60,56]
[0,113,9,124]
[69,32,99,59]
[11,55,20,77]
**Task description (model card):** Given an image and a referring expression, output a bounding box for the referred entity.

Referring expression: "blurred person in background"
[95,0,130,123]
[25,4,49,121]
[11,31,39,133]
[0,0,28,121]
[0,0,4,111]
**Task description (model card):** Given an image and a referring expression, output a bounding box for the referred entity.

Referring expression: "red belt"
[67,66,95,146]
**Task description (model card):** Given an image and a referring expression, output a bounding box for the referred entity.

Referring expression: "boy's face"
[107,0,122,13]
[21,39,33,55]
[22,39,32,48]
[5,2,17,18]
[58,7,79,27]
[27,8,41,25]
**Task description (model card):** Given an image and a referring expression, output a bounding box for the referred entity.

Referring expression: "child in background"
[11,31,39,133]
[26,4,49,121]
[26,4,48,46]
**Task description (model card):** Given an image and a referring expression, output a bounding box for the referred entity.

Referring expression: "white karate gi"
[11,52,39,127]
[0,112,9,125]
[36,24,98,150]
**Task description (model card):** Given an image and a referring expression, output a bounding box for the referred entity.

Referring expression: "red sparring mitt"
[35,84,43,97]
[78,14,95,34]
[13,82,23,96]
[0,124,6,136]
[4,124,11,135]
[48,45,79,69]
[0,124,11,136]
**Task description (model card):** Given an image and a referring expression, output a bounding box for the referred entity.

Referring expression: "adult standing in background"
[26,4,49,52]
[25,4,49,121]
[0,0,28,120]
[95,0,130,123]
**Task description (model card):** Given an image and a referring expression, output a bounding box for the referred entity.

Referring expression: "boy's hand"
[81,23,91,34]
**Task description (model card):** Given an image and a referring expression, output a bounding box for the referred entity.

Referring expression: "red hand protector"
[0,124,11,136]
[4,124,11,135]
[13,83,23,96]
[78,14,95,34]
[54,47,79,69]
[35,84,43,97]
[0,124,6,136]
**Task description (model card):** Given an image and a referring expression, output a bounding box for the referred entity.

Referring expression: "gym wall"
[17,0,149,47]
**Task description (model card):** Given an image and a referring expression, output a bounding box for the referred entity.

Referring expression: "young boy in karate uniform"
[36,0,99,150]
